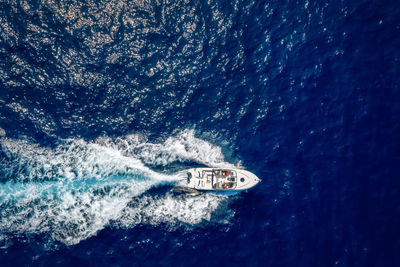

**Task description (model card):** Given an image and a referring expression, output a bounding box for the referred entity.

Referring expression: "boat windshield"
[212,169,237,189]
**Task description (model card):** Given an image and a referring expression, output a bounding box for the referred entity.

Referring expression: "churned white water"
[0,130,236,245]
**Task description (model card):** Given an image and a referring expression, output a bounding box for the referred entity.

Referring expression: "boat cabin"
[187,168,237,190]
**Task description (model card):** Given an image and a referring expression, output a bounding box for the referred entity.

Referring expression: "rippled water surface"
[0,0,399,266]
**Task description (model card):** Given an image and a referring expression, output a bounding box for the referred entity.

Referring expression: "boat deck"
[185,168,261,191]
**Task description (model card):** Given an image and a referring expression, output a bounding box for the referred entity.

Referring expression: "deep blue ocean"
[0,0,399,266]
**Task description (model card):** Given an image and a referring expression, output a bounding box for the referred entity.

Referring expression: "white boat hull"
[184,168,261,191]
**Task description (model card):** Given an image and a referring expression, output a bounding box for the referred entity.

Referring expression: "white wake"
[0,130,237,245]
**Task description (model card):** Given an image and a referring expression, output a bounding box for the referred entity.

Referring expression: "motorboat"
[184,168,261,191]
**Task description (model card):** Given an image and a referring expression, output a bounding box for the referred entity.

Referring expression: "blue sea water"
[0,0,399,266]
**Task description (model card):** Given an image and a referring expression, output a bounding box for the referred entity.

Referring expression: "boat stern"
[185,168,197,188]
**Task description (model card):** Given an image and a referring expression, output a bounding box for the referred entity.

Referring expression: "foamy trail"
[0,130,236,245]
[96,129,238,168]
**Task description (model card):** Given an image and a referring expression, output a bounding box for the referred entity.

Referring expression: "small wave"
[95,129,237,168]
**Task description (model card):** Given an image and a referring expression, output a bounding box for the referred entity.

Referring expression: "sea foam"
[0,130,236,245]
